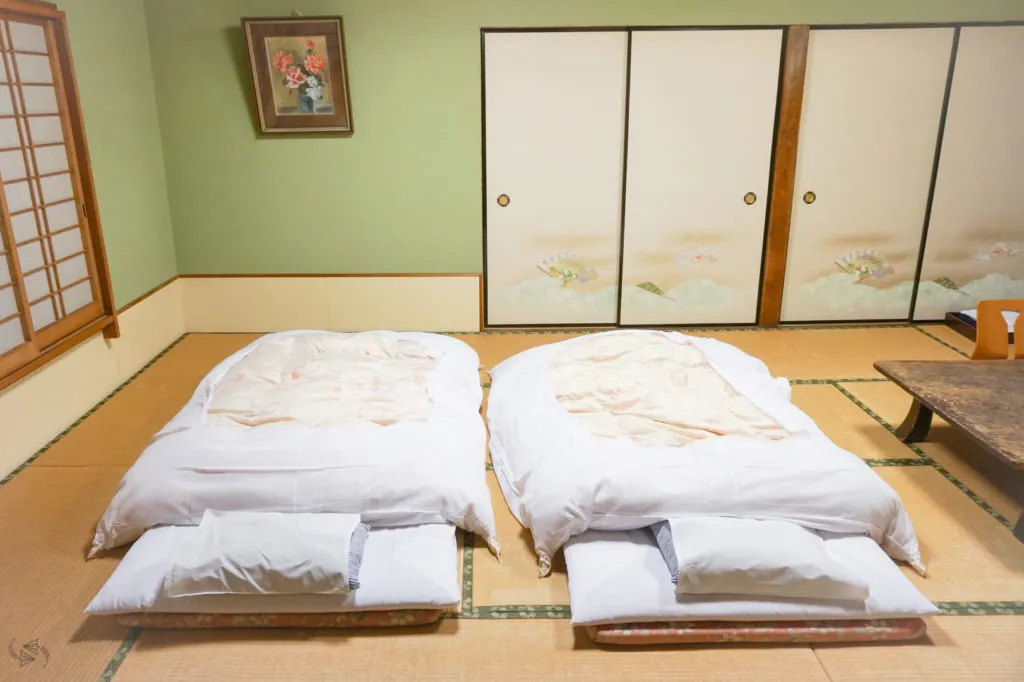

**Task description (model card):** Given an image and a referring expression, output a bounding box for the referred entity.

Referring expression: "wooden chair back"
[971,299,1024,360]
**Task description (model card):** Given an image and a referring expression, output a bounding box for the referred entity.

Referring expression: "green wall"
[62,0,176,306]
[142,0,1024,275]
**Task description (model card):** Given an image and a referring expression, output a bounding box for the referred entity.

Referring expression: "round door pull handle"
[496,194,510,207]
[743,192,757,205]
[803,191,816,205]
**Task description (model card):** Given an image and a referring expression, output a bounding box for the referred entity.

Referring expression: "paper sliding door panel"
[913,26,1024,321]
[780,28,954,322]
[484,32,627,326]
[618,29,782,326]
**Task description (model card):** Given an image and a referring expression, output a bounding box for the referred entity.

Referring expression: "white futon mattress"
[87,524,459,615]
[563,529,936,626]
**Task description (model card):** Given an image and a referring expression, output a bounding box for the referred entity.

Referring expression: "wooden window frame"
[0,0,118,392]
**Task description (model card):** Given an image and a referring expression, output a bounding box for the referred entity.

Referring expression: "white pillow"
[162,511,369,598]
[652,516,870,601]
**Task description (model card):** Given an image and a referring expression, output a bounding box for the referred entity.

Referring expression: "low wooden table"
[874,360,1024,542]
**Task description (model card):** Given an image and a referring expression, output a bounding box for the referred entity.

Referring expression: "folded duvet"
[91,331,498,556]
[488,330,922,576]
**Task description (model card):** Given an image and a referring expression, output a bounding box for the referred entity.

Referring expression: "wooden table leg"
[1015,514,1024,543]
[895,399,933,443]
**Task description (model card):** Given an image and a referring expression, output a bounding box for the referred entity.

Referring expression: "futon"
[960,307,1019,330]
[87,330,495,625]
[564,530,936,644]
[946,307,1017,342]
[487,330,934,643]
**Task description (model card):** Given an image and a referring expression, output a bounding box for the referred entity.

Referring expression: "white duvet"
[488,330,923,576]
[90,331,498,556]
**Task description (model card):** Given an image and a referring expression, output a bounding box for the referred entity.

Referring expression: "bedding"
[87,523,459,615]
[488,330,923,576]
[90,331,498,557]
[162,511,369,597]
[960,308,1019,331]
[564,529,937,626]
[652,517,869,601]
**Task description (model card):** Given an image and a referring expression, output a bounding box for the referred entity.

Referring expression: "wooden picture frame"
[242,16,353,135]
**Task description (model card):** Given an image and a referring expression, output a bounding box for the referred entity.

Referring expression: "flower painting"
[267,36,334,115]
[243,17,353,134]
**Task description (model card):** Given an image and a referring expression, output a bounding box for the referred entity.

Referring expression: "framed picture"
[242,16,353,134]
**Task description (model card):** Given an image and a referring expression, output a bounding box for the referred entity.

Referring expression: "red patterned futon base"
[116,609,444,629]
[587,618,927,645]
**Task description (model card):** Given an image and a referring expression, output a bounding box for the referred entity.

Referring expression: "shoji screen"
[913,26,1024,320]
[619,29,782,325]
[483,31,627,326]
[0,3,114,384]
[780,28,954,322]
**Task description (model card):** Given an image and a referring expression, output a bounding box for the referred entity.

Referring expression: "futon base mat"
[117,609,444,629]
[587,618,927,645]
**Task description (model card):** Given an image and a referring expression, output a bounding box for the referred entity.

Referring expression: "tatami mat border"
[863,458,931,467]
[98,627,142,682]
[446,603,1024,620]
[462,528,475,613]
[831,383,1014,530]
[914,326,970,358]
[790,377,888,384]
[480,378,892,390]
[452,322,921,335]
[0,334,188,490]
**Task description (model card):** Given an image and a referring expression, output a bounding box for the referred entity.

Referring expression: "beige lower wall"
[0,280,186,479]
[181,275,482,333]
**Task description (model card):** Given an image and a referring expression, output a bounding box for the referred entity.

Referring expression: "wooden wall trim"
[117,276,179,314]
[759,25,810,327]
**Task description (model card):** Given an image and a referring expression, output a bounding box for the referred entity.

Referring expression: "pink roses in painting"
[272,39,329,113]
[244,16,351,133]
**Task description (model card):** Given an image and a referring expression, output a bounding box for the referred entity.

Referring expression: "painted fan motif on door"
[536,253,598,288]
[834,249,895,284]
[635,281,675,301]
[932,277,967,295]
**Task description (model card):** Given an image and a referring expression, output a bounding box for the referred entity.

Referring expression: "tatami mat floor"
[2,326,1023,681]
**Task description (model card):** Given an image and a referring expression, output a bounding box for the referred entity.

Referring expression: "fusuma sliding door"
[780,28,954,322]
[483,31,627,326]
[913,26,1024,320]
[618,29,782,325]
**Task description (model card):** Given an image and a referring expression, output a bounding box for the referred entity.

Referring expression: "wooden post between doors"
[758,25,809,326]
